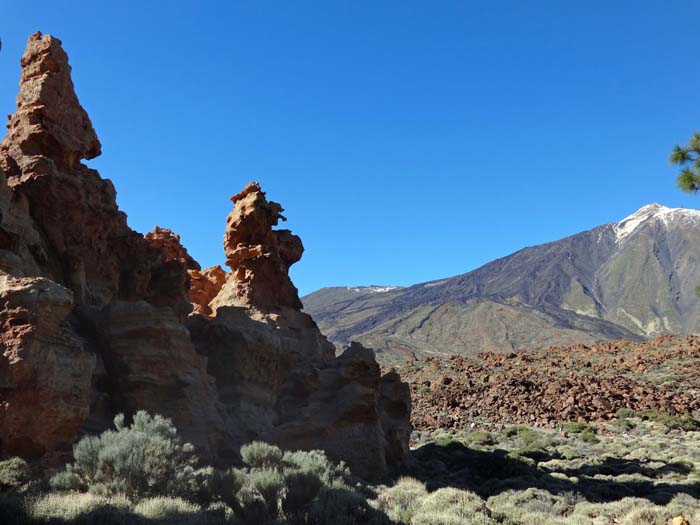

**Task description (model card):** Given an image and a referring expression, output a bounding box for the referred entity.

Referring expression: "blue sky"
[2,1,699,296]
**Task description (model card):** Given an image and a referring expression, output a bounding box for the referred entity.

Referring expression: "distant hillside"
[303,204,700,362]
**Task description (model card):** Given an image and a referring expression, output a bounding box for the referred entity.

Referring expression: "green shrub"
[240,441,284,470]
[579,427,599,443]
[282,448,351,487]
[487,488,572,518]
[309,487,390,525]
[414,487,492,518]
[435,435,461,447]
[0,457,30,490]
[562,422,594,433]
[248,468,285,513]
[615,417,637,431]
[617,407,636,419]
[465,430,495,447]
[50,411,200,500]
[637,410,700,431]
[282,470,323,517]
[374,477,427,522]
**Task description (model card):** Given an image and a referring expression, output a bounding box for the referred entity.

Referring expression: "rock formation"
[214,181,303,311]
[188,265,226,316]
[0,32,410,479]
[145,226,200,271]
[188,184,412,478]
[0,32,224,461]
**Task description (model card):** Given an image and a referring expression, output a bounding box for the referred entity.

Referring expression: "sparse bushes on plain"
[5,410,700,524]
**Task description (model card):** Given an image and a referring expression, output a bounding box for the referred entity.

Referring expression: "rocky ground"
[390,334,700,433]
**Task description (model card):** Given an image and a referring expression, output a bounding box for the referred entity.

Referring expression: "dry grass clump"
[26,492,133,523]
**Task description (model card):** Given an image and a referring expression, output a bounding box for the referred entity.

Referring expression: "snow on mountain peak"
[615,203,700,241]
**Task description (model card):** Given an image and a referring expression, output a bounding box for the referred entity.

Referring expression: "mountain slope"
[303,204,700,362]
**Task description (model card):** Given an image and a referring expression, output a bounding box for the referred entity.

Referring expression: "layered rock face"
[0,32,410,478]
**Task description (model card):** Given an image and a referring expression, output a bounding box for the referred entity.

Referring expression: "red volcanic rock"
[2,32,100,170]
[0,32,221,459]
[397,334,700,433]
[189,265,226,316]
[0,275,94,459]
[214,181,303,310]
[146,226,200,271]
[0,33,411,479]
[191,186,412,479]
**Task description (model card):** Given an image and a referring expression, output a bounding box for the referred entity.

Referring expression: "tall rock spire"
[214,181,304,310]
[2,32,100,175]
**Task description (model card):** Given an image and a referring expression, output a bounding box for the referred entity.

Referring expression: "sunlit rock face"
[0,32,411,479]
[188,182,411,479]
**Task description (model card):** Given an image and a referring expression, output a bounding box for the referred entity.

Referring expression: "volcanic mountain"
[303,204,700,362]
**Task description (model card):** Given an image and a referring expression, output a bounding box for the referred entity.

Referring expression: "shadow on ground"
[402,442,700,505]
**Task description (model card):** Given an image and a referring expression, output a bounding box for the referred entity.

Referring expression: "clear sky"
[2,1,699,296]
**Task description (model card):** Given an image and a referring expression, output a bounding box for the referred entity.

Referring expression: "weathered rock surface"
[0,32,410,479]
[0,32,223,460]
[0,275,94,459]
[188,265,226,316]
[145,226,200,271]
[189,184,411,478]
[214,181,303,310]
[397,334,700,432]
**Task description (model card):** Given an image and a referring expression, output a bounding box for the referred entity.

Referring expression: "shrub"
[465,430,495,447]
[487,488,572,518]
[562,422,594,434]
[282,448,351,487]
[248,468,285,514]
[637,410,700,431]
[374,477,427,522]
[411,487,497,525]
[282,470,323,517]
[617,408,636,419]
[240,441,284,470]
[579,427,599,443]
[0,457,30,490]
[309,487,391,525]
[50,411,200,500]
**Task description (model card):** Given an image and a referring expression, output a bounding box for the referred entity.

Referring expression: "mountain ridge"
[303,203,700,363]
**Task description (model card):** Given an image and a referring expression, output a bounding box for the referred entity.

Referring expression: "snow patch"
[346,286,402,294]
[614,203,700,241]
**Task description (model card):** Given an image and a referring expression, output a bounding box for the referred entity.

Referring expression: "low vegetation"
[406,415,700,524]
[2,410,699,524]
